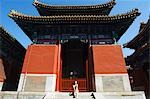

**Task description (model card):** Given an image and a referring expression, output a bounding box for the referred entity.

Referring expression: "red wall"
[22,45,58,74]
[92,45,127,74]
[0,59,6,82]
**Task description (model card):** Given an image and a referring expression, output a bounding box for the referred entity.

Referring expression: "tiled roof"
[8,9,140,23]
[33,0,115,10]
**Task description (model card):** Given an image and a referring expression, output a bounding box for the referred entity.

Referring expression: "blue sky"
[0,0,150,57]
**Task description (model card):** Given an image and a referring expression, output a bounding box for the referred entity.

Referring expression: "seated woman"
[73,81,79,98]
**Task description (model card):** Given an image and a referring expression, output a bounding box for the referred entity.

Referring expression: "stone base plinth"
[95,74,131,92]
[18,74,56,92]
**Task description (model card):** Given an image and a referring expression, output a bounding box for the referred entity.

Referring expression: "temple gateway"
[2,0,146,98]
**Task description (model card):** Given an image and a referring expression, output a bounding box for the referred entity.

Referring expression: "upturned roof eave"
[8,9,140,22]
[8,9,140,41]
[0,26,26,50]
[33,0,116,15]
[126,44,149,61]
[125,19,150,49]
[33,0,116,10]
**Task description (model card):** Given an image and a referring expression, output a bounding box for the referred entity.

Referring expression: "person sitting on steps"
[73,81,79,98]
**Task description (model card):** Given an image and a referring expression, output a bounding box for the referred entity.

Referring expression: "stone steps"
[0,91,146,99]
[44,92,93,99]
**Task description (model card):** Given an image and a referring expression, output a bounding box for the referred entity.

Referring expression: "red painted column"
[56,44,61,91]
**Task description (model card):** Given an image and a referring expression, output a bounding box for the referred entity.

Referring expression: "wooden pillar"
[56,43,61,91]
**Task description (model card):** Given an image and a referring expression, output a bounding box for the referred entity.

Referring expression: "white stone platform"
[0,91,146,99]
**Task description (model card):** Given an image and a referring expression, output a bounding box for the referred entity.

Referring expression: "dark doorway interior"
[61,39,89,79]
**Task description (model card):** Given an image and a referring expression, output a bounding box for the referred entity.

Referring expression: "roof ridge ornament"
[8,10,17,17]
[34,0,38,2]
[33,0,39,5]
